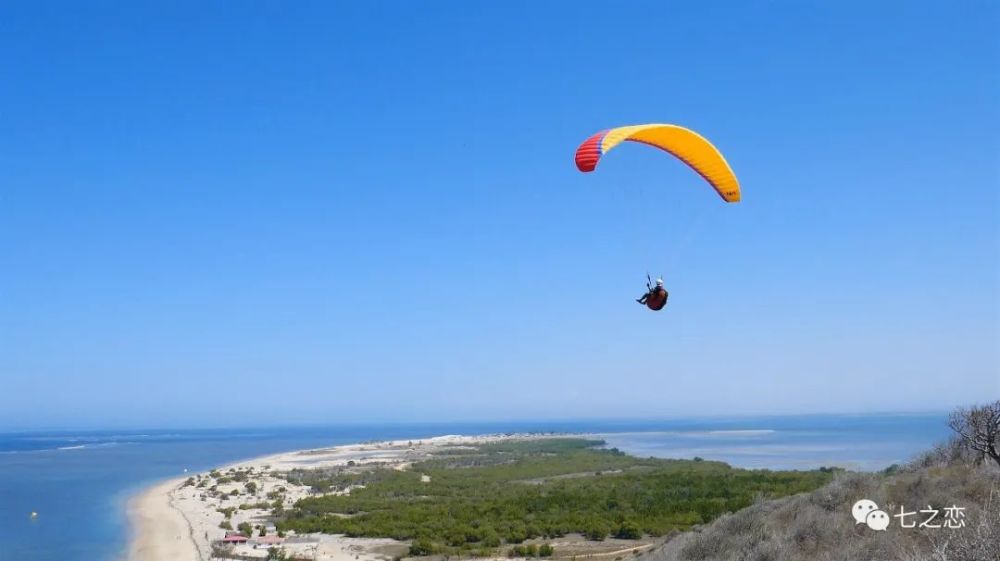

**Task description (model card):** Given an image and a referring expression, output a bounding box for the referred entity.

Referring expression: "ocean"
[0,414,950,561]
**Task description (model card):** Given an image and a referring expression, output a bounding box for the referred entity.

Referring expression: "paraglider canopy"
[575,123,741,202]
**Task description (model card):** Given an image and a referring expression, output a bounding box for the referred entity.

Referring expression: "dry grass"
[644,443,999,561]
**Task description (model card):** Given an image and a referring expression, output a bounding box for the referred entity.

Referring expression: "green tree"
[615,521,642,540]
[481,529,501,548]
[506,523,528,544]
[539,544,554,557]
[238,522,253,536]
[585,520,609,541]
[446,529,467,547]
[409,538,437,556]
[267,547,288,560]
[509,544,538,558]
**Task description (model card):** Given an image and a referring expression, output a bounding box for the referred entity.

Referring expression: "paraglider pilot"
[637,276,668,311]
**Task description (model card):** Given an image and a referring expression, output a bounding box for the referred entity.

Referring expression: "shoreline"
[127,477,200,561]
[123,426,924,561]
[125,433,560,561]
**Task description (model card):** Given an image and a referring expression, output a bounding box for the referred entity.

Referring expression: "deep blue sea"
[0,414,949,561]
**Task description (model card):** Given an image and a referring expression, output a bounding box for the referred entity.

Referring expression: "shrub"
[266,547,288,560]
[509,544,538,557]
[506,524,528,544]
[615,521,642,540]
[585,520,609,541]
[409,538,437,556]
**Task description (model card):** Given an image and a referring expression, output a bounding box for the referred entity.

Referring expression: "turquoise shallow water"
[0,414,949,560]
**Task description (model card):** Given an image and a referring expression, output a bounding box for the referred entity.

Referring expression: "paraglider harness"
[638,273,668,311]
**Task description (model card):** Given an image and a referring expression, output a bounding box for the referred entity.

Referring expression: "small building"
[253,535,285,547]
[221,534,249,544]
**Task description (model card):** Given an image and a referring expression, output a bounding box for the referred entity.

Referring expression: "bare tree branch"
[948,401,1000,468]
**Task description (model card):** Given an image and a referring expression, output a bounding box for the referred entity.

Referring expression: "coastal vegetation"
[172,404,999,561]
[276,438,833,555]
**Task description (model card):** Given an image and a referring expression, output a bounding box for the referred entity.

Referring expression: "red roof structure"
[222,534,249,543]
[254,535,285,545]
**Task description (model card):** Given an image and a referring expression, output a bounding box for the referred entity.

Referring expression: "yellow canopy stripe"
[575,123,741,203]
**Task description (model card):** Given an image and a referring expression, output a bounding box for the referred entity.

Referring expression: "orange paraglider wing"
[575,124,740,202]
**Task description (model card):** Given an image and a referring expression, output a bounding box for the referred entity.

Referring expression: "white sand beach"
[126,434,549,561]
[127,477,200,561]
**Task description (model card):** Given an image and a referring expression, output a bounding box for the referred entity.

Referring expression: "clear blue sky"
[1,2,997,429]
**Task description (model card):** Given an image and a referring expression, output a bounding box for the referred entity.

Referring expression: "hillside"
[646,442,1000,561]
